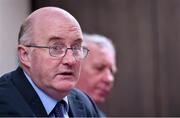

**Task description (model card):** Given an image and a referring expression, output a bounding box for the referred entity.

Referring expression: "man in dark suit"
[0,7,101,117]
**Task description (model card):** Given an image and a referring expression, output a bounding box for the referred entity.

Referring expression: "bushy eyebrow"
[48,36,82,45]
[73,38,82,44]
[48,36,63,42]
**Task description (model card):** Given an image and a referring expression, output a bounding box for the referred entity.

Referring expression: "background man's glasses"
[24,44,89,60]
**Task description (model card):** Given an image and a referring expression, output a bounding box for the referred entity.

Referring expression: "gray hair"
[18,17,33,45]
[83,33,116,57]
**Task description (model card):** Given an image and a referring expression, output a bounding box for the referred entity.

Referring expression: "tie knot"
[53,100,65,117]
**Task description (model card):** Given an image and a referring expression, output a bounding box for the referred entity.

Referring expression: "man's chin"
[94,97,106,105]
[55,82,76,92]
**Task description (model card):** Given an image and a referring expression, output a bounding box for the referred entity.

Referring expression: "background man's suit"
[0,67,101,117]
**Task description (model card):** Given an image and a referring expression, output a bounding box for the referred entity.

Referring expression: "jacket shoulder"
[0,68,34,116]
[69,88,102,117]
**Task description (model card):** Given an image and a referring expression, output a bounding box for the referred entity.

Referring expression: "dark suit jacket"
[0,67,101,117]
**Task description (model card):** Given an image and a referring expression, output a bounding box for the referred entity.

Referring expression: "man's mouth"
[60,72,74,76]
[99,89,109,96]
[56,71,75,78]
[97,86,111,97]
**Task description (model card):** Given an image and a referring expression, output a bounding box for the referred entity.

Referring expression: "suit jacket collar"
[11,67,48,117]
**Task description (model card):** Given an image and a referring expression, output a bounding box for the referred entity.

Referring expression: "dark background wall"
[31,0,180,116]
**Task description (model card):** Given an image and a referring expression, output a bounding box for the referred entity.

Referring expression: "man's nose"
[103,69,114,83]
[62,49,76,65]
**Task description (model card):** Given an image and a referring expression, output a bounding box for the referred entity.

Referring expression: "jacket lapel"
[68,89,87,117]
[11,67,48,117]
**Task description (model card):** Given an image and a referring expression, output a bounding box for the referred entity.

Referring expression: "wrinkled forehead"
[88,43,114,57]
[30,9,82,44]
[88,43,116,66]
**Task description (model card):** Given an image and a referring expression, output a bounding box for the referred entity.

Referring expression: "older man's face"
[77,43,116,105]
[27,11,83,100]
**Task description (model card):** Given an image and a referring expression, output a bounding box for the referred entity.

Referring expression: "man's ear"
[17,45,31,68]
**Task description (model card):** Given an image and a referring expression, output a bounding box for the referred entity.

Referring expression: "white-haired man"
[76,33,117,116]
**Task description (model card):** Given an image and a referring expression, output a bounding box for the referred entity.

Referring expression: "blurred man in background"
[76,33,117,116]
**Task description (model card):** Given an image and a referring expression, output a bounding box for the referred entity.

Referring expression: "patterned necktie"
[53,100,65,117]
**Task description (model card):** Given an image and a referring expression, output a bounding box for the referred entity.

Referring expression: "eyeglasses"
[24,44,89,60]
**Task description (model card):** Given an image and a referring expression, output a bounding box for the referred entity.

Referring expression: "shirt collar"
[23,71,69,115]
